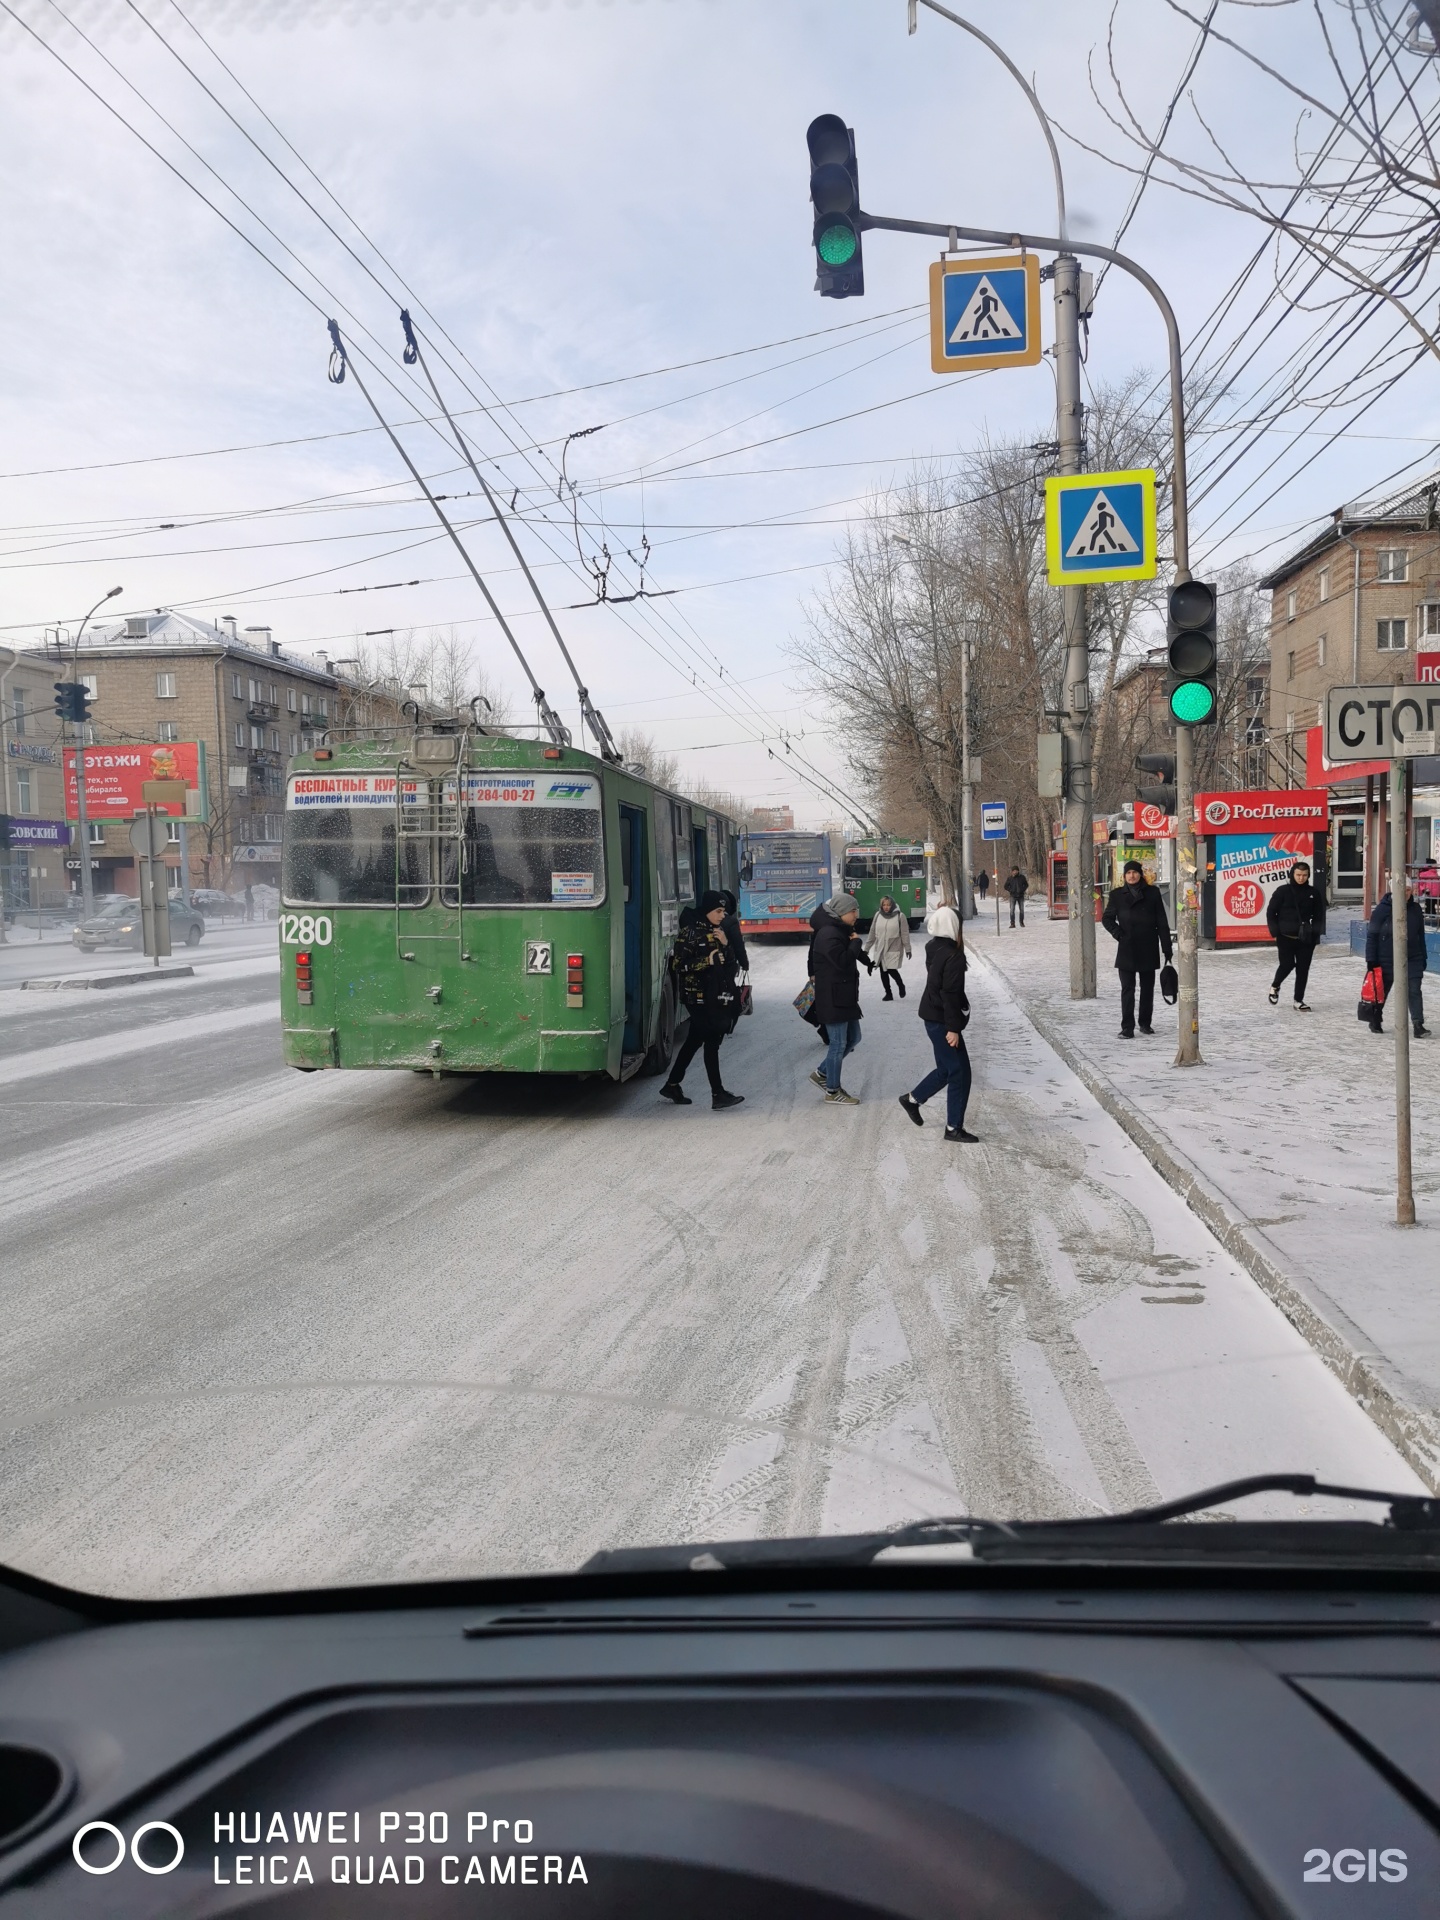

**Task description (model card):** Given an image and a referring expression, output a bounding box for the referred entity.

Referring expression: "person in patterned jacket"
[659,892,744,1110]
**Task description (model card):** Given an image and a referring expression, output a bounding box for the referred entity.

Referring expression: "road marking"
[0,1000,276,1088]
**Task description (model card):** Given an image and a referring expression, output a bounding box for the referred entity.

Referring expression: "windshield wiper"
[580,1476,1440,1574]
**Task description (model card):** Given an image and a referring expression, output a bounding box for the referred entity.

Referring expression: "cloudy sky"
[3,0,1437,823]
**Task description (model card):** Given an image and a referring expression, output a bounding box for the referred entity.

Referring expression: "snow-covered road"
[0,938,1424,1598]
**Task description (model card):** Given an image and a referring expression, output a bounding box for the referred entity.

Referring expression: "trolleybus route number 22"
[279,914,333,946]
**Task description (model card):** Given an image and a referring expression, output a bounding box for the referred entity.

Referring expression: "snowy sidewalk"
[970,912,1440,1490]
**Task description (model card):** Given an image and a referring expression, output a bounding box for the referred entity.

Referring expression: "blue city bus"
[738,829,833,935]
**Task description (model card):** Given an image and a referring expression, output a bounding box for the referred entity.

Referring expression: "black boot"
[659,1082,691,1104]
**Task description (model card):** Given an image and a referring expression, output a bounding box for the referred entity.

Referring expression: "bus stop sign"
[981,801,1008,841]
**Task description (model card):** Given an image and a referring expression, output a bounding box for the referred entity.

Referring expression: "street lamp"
[68,585,122,924]
[895,534,975,920]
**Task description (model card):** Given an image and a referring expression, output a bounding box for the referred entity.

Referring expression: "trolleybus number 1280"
[279,913,333,946]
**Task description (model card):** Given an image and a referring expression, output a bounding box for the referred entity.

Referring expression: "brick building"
[1259,474,1440,783]
[44,613,410,898]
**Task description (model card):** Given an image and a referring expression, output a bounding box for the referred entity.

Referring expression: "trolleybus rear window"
[282,773,429,906]
[441,771,605,908]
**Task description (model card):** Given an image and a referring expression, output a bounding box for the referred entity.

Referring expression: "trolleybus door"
[618,803,646,1056]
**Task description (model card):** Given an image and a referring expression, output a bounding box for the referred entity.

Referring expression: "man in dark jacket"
[1003,867,1028,927]
[659,892,745,1108]
[1265,859,1324,1011]
[1365,882,1431,1037]
[897,906,977,1142]
[1101,860,1173,1039]
[809,892,870,1104]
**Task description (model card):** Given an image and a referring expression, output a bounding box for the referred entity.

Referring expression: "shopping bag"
[1357,966,1385,1022]
[738,973,754,1017]
[1159,963,1178,1006]
[792,978,816,1020]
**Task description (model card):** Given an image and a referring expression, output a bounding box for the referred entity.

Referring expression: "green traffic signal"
[1169,680,1216,725]
[817,222,857,266]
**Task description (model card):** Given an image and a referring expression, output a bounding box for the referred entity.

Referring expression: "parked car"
[191,888,244,918]
[72,896,205,952]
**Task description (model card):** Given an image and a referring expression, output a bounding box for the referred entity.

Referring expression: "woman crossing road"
[864,894,912,1001]
[659,891,745,1110]
[897,905,978,1143]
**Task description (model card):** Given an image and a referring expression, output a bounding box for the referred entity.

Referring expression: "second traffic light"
[1166,579,1217,727]
[1136,752,1177,815]
[806,114,864,299]
[52,681,92,725]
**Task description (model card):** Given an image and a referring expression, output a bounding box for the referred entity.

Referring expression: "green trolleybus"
[279,727,740,1080]
[840,836,927,928]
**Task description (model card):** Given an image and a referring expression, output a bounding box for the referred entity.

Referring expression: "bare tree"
[617,726,681,790]
[352,628,513,726]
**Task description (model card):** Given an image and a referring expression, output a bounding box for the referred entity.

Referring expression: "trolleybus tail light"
[566,953,584,1008]
[543,747,563,760]
[313,747,333,760]
[295,950,313,1005]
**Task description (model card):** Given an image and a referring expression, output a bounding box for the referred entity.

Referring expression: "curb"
[970,949,1440,1493]
[21,965,195,993]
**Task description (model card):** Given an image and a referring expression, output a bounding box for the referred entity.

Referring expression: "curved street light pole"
[69,585,122,924]
[906,0,1096,997]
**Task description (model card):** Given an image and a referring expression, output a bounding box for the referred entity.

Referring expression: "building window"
[1287,650,1296,681]
[267,681,278,704]
[301,693,312,718]
[289,732,298,755]
[1318,567,1330,602]
[286,687,297,713]
[156,671,178,699]
[166,819,181,844]
[269,727,280,751]
[1286,590,1297,621]
[1377,618,1408,651]
[234,721,245,749]
[11,690,26,737]
[1376,548,1409,583]
[79,673,98,699]
[231,672,244,700]
[250,725,265,750]
[88,820,105,845]
[158,720,179,743]
[248,677,260,703]
[1317,632,1326,666]
[317,696,329,719]
[1420,602,1440,639]
[16,768,32,811]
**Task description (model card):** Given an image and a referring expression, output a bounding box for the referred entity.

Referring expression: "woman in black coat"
[897,906,977,1141]
[1265,859,1324,1011]
[659,891,744,1109]
[1101,860,1172,1038]
[808,893,872,1102]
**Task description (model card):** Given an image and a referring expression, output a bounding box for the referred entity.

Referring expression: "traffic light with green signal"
[1166,580,1218,726]
[807,114,864,298]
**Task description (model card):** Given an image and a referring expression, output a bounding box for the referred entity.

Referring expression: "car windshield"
[7,5,1435,1603]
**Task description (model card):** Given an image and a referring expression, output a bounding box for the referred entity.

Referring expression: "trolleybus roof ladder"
[393,727,477,966]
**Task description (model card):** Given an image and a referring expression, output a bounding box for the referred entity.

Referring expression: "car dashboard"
[0,1571,1436,1917]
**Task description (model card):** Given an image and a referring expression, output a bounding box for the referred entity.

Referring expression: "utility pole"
[1391,756,1415,1225]
[1052,255,1095,997]
[66,586,122,925]
[959,622,975,920]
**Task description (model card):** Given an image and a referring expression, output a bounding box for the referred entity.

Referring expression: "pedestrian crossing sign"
[929,253,1041,374]
[1044,468,1158,585]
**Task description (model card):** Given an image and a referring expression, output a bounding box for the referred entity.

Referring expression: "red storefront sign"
[1194,787,1328,835]
[1305,725,1386,786]
[1418,648,1440,685]
[64,741,201,819]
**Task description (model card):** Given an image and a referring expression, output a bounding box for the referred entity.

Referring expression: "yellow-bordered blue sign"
[1045,469,1158,585]
[929,254,1041,375]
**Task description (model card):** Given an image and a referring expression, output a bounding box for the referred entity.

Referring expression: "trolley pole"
[1054,254,1095,998]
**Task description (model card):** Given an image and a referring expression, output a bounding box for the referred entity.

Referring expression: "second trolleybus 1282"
[736,828,833,935]
[841,836,927,927]
[279,725,740,1081]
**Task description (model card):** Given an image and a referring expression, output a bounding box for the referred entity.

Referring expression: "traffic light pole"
[1053,254,1095,999]
[71,717,95,925]
[856,209,1197,1055]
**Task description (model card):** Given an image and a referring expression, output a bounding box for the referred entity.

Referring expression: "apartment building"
[1259,474,1440,781]
[51,612,403,896]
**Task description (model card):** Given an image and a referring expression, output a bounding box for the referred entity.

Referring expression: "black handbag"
[1159,963,1178,1006]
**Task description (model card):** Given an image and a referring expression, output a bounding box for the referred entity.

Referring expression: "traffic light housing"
[1136,752,1177,815]
[807,114,864,298]
[52,681,93,725]
[1166,579,1218,726]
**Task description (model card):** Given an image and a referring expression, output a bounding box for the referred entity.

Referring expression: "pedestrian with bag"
[897,905,978,1142]
[1265,859,1324,1011]
[1364,879,1431,1038]
[864,894,912,1001]
[1004,866,1029,928]
[809,892,871,1105]
[659,891,745,1108]
[1101,859,1173,1039]
[719,888,753,1019]
[974,868,990,905]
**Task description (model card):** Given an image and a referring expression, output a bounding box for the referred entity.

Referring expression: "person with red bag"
[1363,878,1430,1038]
